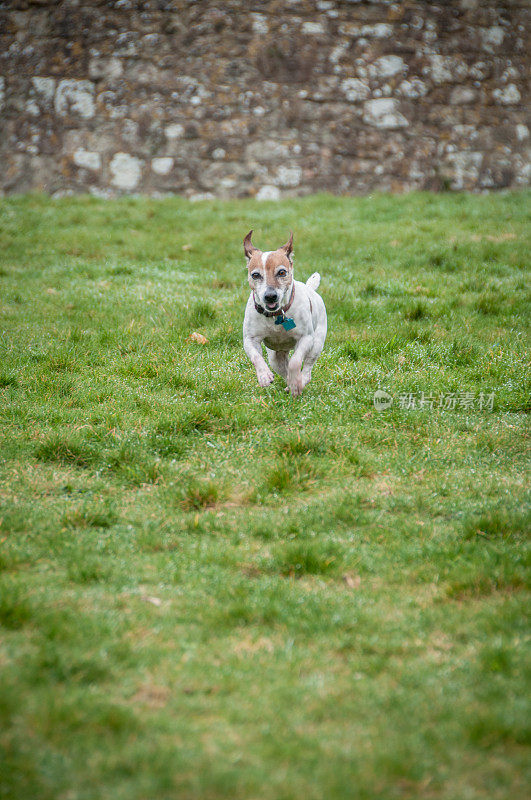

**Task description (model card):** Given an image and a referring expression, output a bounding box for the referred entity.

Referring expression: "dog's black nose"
[264,290,277,303]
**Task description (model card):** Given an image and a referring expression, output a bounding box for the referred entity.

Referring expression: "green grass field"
[0,191,529,799]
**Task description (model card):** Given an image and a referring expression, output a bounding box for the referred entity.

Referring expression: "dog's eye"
[251,271,261,280]
[277,269,287,277]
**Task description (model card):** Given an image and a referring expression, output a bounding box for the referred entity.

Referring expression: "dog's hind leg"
[266,348,289,381]
[301,342,322,387]
[301,320,327,388]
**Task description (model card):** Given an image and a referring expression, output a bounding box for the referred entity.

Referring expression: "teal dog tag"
[274,313,296,331]
[274,314,296,331]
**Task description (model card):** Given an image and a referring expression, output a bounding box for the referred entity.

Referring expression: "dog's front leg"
[243,335,274,387]
[287,335,313,397]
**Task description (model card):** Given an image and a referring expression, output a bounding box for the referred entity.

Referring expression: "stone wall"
[1,0,529,198]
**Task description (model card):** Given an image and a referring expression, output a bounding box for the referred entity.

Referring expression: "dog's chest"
[263,330,298,351]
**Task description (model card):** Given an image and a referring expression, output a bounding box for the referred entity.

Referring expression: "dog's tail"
[306,272,321,291]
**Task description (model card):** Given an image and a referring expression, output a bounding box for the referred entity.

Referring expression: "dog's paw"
[257,368,274,387]
[288,377,304,398]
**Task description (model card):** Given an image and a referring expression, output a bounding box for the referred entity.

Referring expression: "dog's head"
[243,230,294,313]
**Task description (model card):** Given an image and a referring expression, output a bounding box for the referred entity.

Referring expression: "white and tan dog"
[242,230,327,397]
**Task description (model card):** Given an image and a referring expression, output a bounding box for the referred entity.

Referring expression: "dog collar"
[253,283,295,320]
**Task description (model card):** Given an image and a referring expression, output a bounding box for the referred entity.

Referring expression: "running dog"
[242,230,327,397]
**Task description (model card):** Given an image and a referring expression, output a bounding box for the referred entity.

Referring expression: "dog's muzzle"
[253,283,295,319]
[264,290,278,305]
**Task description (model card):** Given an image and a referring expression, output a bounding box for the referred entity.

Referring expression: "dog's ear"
[243,230,256,260]
[280,231,294,263]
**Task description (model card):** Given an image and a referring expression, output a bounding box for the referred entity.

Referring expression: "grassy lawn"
[0,191,529,799]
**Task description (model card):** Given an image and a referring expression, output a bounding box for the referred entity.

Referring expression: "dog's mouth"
[265,301,279,311]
